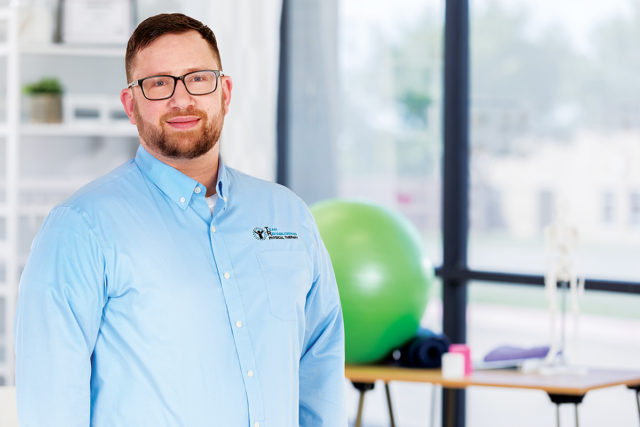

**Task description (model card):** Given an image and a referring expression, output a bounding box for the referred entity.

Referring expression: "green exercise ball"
[311,199,433,364]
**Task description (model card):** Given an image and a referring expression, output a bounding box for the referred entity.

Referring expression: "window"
[630,191,640,226]
[337,0,444,265]
[601,190,614,225]
[469,0,640,281]
[538,189,553,231]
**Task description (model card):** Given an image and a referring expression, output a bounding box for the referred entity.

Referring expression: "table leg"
[625,385,640,425]
[355,391,365,427]
[547,393,585,427]
[430,385,438,427]
[351,382,375,427]
[384,382,397,427]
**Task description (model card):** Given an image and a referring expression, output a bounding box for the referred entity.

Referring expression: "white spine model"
[543,202,584,368]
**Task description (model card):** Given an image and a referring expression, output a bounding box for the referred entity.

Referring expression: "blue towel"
[387,328,450,368]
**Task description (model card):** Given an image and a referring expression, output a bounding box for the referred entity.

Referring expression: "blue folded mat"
[387,328,450,368]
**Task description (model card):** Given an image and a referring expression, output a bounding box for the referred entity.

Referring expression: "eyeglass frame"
[127,69,225,101]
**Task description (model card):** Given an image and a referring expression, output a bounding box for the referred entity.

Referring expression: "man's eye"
[153,80,167,87]
[188,75,206,83]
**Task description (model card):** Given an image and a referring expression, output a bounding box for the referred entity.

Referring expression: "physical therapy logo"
[252,226,298,241]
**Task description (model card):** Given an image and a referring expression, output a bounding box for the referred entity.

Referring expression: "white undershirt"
[205,194,218,215]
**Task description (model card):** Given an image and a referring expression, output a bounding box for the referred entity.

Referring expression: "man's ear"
[221,76,232,115]
[120,88,137,125]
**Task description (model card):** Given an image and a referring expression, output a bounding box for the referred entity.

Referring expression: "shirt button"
[179,197,186,204]
[235,320,243,328]
[194,187,201,194]
[211,225,216,232]
[247,370,254,377]
[254,423,260,427]
[224,272,230,279]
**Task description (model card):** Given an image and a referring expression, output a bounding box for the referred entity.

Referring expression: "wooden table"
[345,364,640,427]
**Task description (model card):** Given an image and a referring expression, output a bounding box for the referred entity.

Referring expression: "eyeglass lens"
[142,71,219,100]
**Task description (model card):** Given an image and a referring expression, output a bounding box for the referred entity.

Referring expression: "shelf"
[20,177,93,190]
[0,177,94,191]
[21,123,138,137]
[0,204,56,217]
[0,123,138,137]
[20,44,126,57]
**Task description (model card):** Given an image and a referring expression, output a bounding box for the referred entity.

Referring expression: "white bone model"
[543,202,584,367]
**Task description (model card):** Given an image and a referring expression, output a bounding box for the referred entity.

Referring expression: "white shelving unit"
[0,3,139,384]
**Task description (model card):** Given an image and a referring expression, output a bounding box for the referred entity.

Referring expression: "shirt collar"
[134,145,229,211]
[215,154,229,210]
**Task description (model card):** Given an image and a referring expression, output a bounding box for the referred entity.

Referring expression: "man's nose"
[169,79,194,107]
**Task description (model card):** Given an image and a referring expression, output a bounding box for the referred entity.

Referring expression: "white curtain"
[207,1,282,182]
[137,0,283,181]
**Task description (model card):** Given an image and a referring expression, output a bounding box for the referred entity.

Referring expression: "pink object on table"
[449,344,473,375]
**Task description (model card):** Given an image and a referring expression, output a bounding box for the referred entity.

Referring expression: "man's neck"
[142,143,220,197]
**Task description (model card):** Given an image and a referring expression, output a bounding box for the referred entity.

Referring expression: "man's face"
[121,31,231,160]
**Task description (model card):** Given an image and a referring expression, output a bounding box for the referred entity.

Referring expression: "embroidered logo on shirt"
[252,226,298,240]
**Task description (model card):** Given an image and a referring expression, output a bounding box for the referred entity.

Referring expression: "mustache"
[161,107,207,122]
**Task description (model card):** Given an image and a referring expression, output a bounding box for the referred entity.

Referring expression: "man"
[15,13,346,427]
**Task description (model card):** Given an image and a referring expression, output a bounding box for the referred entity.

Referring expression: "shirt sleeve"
[299,224,347,427]
[15,205,107,427]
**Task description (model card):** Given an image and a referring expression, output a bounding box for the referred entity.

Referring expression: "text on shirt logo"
[252,226,298,241]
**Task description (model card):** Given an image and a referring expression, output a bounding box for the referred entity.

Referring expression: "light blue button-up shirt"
[15,145,346,427]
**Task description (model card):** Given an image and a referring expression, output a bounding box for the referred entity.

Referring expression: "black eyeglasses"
[127,70,225,100]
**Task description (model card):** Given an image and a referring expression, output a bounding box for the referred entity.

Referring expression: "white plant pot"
[28,94,63,123]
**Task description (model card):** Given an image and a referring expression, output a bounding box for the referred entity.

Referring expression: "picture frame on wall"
[60,0,136,44]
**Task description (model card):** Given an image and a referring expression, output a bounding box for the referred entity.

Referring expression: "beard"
[133,100,224,160]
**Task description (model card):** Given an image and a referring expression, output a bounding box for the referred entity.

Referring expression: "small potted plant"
[22,77,64,123]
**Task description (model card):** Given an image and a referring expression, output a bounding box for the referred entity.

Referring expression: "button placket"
[209,229,265,422]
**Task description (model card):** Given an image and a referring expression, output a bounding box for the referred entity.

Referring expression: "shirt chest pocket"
[257,250,312,321]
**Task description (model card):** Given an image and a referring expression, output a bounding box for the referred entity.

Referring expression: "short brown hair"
[125,13,222,81]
